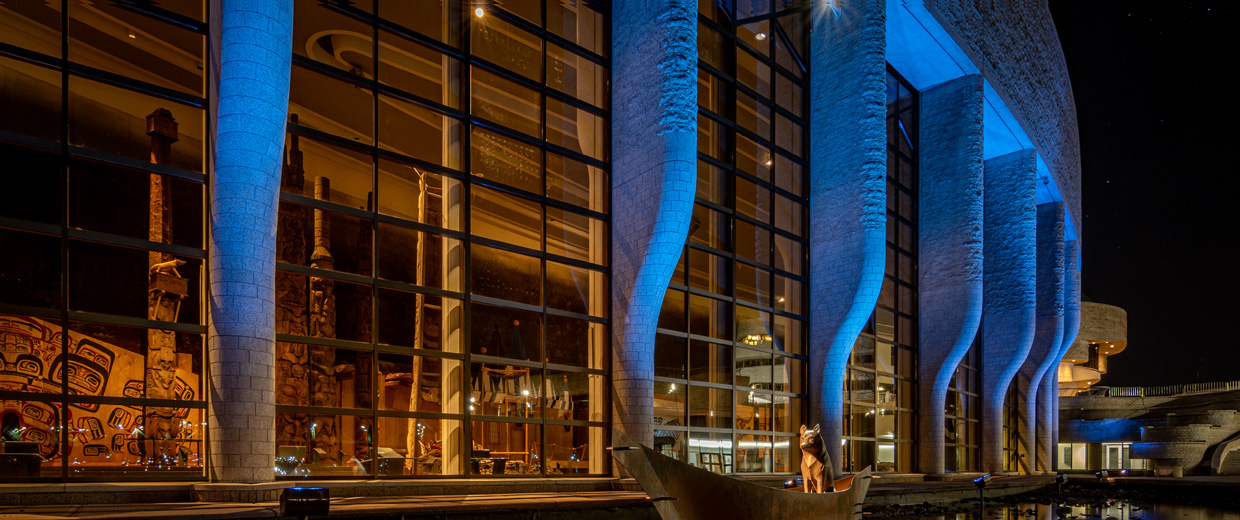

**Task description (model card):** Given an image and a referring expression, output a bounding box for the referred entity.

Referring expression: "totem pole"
[275,116,311,455]
[308,176,340,465]
[145,108,187,465]
[406,171,429,471]
[351,192,374,462]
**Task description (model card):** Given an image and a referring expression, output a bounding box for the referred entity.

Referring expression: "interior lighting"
[475,7,485,17]
[755,32,767,40]
[127,30,136,38]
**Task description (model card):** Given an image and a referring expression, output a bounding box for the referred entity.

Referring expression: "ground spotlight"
[974,473,992,490]
[974,473,992,510]
[784,477,804,489]
[1056,473,1067,493]
[1095,470,1109,481]
[280,487,330,517]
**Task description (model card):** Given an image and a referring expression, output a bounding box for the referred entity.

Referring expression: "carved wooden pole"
[352,192,374,462]
[406,171,428,471]
[145,108,186,465]
[309,176,339,465]
[275,117,311,459]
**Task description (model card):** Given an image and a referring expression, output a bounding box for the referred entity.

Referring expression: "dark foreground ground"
[1,475,1236,519]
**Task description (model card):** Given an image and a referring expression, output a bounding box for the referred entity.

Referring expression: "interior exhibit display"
[0,0,1082,485]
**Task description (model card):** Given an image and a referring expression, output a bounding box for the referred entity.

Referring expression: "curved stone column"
[914,75,984,474]
[1050,239,1081,461]
[980,149,1038,474]
[207,0,293,483]
[1017,202,1065,474]
[610,0,697,448]
[808,0,887,474]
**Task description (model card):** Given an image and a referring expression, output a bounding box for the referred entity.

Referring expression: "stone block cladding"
[808,0,888,474]
[208,0,294,483]
[1051,239,1081,453]
[913,75,984,474]
[1019,202,1065,473]
[610,0,697,448]
[980,149,1038,474]
[1058,418,1145,444]
[923,0,1082,238]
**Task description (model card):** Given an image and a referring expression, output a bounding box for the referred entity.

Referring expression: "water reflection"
[917,502,1240,520]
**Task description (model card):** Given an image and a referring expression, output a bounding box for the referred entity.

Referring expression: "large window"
[842,67,918,473]
[945,337,980,471]
[272,0,609,478]
[653,1,810,475]
[1002,376,1022,472]
[1,1,208,480]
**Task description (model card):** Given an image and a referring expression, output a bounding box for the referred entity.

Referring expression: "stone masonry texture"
[980,149,1038,474]
[809,0,888,475]
[610,0,697,449]
[208,0,293,483]
[1051,239,1081,455]
[914,75,984,474]
[923,0,1082,239]
[1018,202,1064,473]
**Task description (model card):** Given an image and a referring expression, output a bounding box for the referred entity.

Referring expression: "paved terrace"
[3,474,1235,519]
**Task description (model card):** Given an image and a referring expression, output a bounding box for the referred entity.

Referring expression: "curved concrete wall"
[208,0,294,483]
[915,75,984,474]
[808,0,889,474]
[610,0,697,448]
[923,0,1082,238]
[1019,202,1065,473]
[1064,302,1127,361]
[1051,240,1081,449]
[980,149,1038,474]
[1059,418,1145,444]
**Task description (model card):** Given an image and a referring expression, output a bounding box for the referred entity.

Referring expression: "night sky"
[1047,2,1238,386]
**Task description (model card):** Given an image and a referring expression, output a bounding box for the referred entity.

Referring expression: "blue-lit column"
[207,0,293,482]
[809,0,887,474]
[610,0,697,448]
[1049,239,1081,465]
[914,75,984,474]
[1018,202,1065,474]
[980,149,1038,474]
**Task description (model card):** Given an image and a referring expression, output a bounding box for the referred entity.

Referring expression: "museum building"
[0,0,1081,483]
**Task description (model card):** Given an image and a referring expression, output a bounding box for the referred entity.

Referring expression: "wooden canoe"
[611,432,871,520]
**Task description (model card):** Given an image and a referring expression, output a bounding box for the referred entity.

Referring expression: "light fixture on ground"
[280,487,330,517]
[974,473,991,510]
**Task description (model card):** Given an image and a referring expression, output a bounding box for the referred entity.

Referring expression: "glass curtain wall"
[842,67,918,473]
[653,0,810,475]
[1,1,208,480]
[944,337,980,471]
[1002,375,1024,473]
[274,0,609,478]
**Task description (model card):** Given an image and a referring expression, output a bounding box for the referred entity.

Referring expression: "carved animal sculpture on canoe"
[800,423,835,493]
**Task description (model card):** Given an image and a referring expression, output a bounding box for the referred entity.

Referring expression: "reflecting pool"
[914,502,1240,520]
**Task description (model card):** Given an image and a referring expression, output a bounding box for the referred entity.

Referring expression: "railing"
[1101,380,1240,397]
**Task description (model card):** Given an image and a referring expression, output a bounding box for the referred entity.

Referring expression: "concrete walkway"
[5,474,1239,519]
[0,491,653,519]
